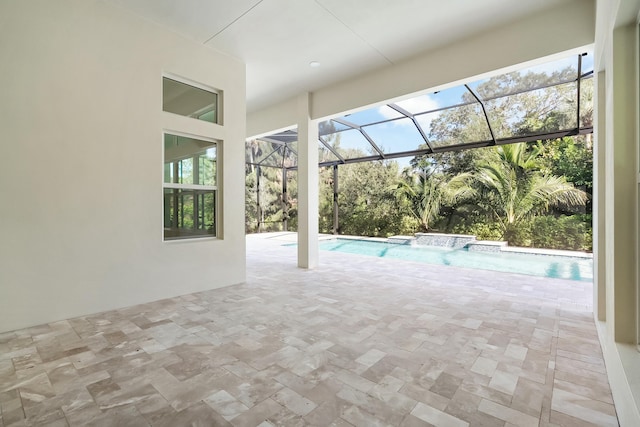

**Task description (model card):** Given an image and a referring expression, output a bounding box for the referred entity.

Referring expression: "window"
[162,77,219,123]
[164,133,218,240]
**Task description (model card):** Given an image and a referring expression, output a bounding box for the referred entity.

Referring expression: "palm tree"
[394,168,473,232]
[470,142,587,243]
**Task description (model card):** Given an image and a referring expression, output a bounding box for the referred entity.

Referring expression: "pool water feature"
[315,238,592,282]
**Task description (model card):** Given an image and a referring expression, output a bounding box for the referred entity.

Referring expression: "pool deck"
[0,232,614,426]
[244,232,613,426]
[364,233,593,259]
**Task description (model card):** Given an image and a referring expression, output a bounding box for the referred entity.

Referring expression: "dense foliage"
[246,67,593,251]
[246,135,592,251]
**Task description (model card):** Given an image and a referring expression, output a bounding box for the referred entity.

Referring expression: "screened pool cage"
[245,53,594,234]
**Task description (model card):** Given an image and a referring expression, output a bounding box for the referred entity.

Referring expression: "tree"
[245,138,299,232]
[331,161,406,237]
[422,66,578,150]
[245,64,593,250]
[539,136,593,215]
[394,167,473,232]
[539,137,592,188]
[468,142,587,243]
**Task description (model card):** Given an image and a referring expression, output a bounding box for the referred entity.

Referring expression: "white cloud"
[395,95,439,115]
[377,94,440,128]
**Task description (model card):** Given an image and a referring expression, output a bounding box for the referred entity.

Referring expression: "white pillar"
[594,70,606,321]
[296,93,319,268]
[603,25,638,343]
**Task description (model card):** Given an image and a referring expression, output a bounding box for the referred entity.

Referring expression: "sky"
[251,51,594,171]
[317,50,594,170]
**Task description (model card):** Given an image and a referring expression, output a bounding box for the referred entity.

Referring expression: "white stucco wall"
[593,1,640,425]
[0,0,246,333]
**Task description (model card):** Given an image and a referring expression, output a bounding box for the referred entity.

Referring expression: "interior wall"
[0,0,246,333]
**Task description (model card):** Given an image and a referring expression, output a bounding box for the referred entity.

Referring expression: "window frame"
[163,131,219,241]
[162,73,222,125]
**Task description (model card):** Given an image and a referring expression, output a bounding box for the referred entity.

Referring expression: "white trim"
[637,20,640,348]
[162,129,220,144]
[162,236,218,244]
[163,183,217,191]
[597,321,640,427]
[162,72,220,95]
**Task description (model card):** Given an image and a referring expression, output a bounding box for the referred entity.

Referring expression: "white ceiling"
[106,0,568,112]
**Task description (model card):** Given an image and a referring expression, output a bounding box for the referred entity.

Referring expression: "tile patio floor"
[0,232,617,426]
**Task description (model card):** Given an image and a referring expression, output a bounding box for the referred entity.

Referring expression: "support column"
[256,165,262,233]
[333,164,339,235]
[297,93,319,268]
[594,70,606,321]
[604,25,637,343]
[193,155,200,230]
[282,167,288,232]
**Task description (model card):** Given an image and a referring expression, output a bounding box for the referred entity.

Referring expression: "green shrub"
[397,215,421,236]
[530,215,591,251]
[503,223,532,247]
[449,221,503,241]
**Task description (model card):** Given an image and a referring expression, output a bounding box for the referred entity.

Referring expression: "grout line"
[541,335,559,424]
[314,0,394,65]
[203,0,266,45]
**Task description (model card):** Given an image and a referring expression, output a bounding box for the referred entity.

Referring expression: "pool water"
[316,239,592,282]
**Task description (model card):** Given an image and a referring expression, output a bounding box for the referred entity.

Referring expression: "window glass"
[164,133,217,240]
[163,77,218,123]
[163,189,216,239]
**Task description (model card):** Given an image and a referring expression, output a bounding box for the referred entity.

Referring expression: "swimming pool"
[315,238,592,282]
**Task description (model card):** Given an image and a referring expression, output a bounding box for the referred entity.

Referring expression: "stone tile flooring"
[0,233,617,426]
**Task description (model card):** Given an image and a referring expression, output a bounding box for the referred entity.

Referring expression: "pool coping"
[257,232,593,260]
[341,234,594,259]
